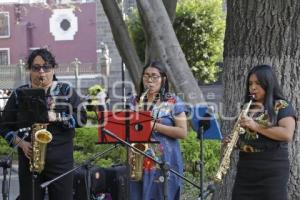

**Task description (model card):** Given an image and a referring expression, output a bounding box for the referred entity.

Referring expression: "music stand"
[16,88,49,200]
[97,110,153,200]
[16,88,49,124]
[191,105,222,200]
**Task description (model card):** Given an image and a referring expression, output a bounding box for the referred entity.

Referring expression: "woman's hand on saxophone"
[223,134,232,144]
[240,115,258,132]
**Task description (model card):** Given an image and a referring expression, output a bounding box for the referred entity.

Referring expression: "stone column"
[18,59,26,85]
[97,42,111,76]
[72,58,81,93]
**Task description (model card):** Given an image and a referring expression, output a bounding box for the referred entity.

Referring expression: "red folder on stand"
[97,111,152,143]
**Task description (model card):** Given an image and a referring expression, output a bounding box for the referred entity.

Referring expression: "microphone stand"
[0,128,30,200]
[197,112,212,200]
[40,144,119,199]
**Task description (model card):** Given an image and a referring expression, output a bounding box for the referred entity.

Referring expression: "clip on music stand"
[16,88,49,200]
[191,105,222,200]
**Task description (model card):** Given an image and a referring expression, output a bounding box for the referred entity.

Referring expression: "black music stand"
[16,88,49,200]
[16,88,49,124]
[191,105,222,200]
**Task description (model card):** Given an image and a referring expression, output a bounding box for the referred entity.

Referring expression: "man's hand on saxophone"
[13,136,32,159]
[20,140,32,159]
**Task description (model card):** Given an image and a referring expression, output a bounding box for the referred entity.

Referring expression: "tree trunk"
[136,0,205,104]
[100,0,142,87]
[213,1,300,200]
[140,0,177,63]
[162,0,178,23]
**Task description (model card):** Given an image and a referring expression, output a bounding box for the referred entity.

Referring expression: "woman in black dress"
[232,65,296,200]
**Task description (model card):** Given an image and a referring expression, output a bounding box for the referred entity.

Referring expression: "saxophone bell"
[30,123,52,173]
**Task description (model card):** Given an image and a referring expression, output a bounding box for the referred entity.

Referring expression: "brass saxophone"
[30,123,53,173]
[214,96,253,183]
[130,87,150,181]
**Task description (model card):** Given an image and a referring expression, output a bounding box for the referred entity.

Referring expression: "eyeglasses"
[31,64,53,72]
[142,74,161,82]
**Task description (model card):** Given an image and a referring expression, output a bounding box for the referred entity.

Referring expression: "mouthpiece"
[39,77,44,87]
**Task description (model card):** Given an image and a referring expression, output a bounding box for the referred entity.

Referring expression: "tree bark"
[100,0,142,87]
[213,1,300,200]
[162,0,178,23]
[136,0,205,104]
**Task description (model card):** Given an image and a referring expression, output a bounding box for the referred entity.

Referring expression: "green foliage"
[0,137,11,155]
[73,127,126,167]
[86,111,99,125]
[74,128,221,181]
[127,9,146,62]
[174,0,225,83]
[127,0,225,83]
[87,84,104,96]
[180,130,221,180]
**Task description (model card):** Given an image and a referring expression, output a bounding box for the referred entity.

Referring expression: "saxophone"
[130,88,150,181]
[30,123,53,173]
[214,96,253,183]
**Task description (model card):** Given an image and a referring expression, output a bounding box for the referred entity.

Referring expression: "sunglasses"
[31,64,53,72]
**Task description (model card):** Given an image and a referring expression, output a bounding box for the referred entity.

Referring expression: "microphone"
[14,129,30,149]
[18,127,31,134]
[201,184,216,199]
[198,106,214,135]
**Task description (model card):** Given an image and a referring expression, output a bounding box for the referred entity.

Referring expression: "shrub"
[174,0,225,83]
[73,127,126,167]
[180,130,221,180]
[0,137,10,155]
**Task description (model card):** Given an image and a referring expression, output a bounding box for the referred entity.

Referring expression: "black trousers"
[18,151,73,200]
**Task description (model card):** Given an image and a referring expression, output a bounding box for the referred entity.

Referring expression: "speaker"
[73,166,106,200]
[102,165,127,200]
[73,165,127,200]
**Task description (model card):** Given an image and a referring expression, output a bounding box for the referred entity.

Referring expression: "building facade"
[0,0,97,65]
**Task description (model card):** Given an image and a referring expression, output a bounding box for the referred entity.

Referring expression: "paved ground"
[0,165,19,200]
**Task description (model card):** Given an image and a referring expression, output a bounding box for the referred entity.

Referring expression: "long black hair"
[244,65,285,125]
[27,48,58,81]
[138,61,169,102]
